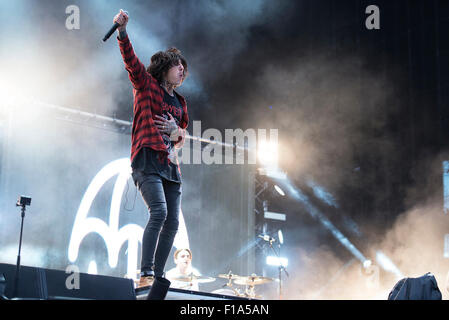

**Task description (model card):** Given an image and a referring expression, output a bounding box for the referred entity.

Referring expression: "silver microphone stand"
[268,238,289,299]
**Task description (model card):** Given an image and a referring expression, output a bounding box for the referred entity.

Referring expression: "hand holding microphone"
[103,9,129,42]
[114,9,129,31]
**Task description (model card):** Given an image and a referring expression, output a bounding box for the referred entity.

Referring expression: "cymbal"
[218,273,243,280]
[233,275,274,286]
[171,274,216,283]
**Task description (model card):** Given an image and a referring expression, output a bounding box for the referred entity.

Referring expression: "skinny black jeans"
[132,171,181,277]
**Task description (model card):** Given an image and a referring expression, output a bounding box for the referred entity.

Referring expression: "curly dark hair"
[147,47,188,87]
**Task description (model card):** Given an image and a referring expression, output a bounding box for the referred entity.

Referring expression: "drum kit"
[134,268,276,298]
[172,270,275,299]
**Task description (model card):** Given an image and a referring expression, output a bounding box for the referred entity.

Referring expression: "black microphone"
[258,234,275,242]
[103,22,120,42]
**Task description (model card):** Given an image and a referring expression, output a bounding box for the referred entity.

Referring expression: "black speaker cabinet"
[0,263,136,300]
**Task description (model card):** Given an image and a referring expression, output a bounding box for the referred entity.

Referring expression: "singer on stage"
[113,9,189,288]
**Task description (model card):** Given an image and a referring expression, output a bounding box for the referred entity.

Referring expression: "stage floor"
[135,285,253,300]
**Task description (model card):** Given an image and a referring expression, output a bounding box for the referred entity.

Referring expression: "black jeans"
[132,171,182,277]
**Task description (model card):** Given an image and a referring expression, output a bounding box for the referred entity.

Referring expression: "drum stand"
[222,272,243,297]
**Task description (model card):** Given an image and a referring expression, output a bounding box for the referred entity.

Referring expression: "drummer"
[165,248,201,291]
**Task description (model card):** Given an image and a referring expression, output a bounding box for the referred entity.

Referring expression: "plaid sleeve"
[117,34,148,90]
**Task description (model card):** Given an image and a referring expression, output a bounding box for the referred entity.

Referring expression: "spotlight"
[257,140,278,167]
[266,256,288,267]
[274,185,285,196]
[363,259,372,269]
[264,211,286,221]
[278,230,284,244]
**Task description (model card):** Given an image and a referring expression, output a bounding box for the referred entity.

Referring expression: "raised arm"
[114,10,148,90]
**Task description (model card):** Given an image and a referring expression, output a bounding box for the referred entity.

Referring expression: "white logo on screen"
[67,158,189,280]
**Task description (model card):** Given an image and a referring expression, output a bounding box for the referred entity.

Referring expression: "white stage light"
[266,256,288,267]
[363,259,372,268]
[278,230,284,244]
[257,140,278,167]
[274,184,285,196]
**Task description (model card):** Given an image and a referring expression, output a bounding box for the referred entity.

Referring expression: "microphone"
[103,22,120,42]
[258,234,275,243]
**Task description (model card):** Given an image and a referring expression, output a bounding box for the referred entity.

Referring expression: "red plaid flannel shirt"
[118,35,189,164]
